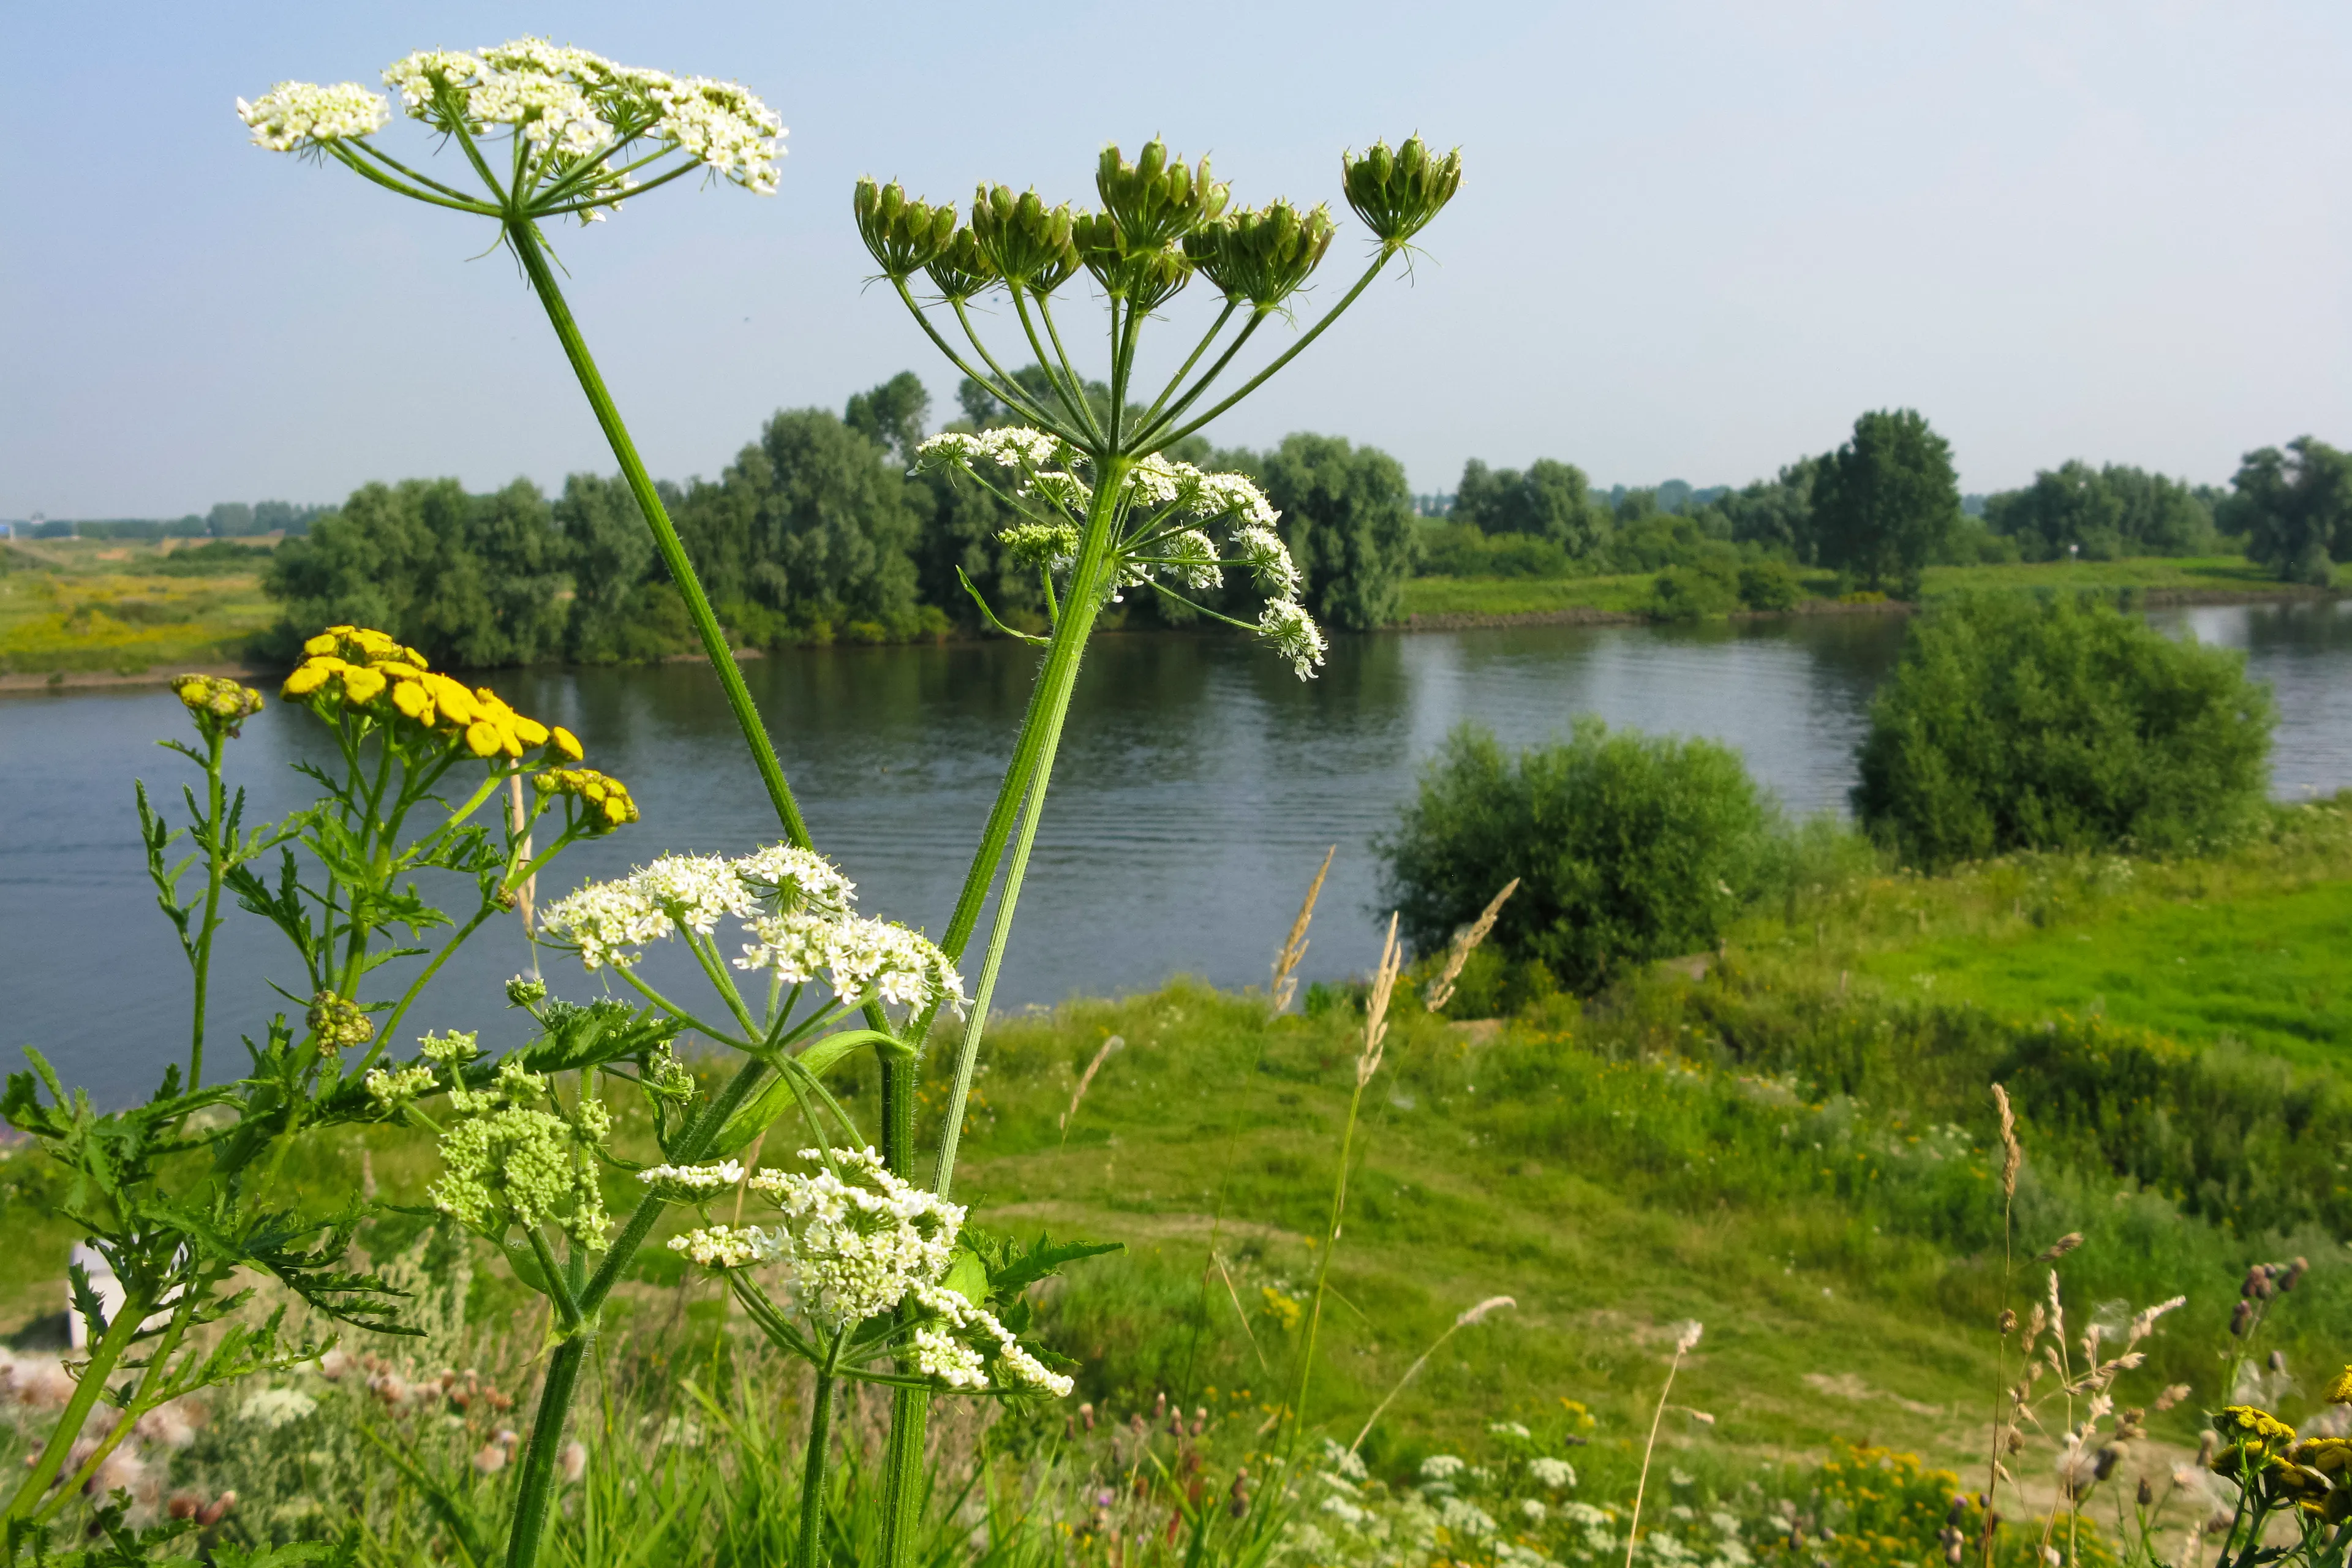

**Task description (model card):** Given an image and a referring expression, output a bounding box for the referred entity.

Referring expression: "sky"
[3,0,2348,519]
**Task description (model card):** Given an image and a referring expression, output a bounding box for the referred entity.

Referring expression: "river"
[8,599,2352,1106]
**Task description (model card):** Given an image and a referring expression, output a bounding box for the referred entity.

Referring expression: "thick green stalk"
[188,730,227,1088]
[933,462,1125,1196]
[876,467,1126,1568]
[796,1338,845,1568]
[508,221,812,853]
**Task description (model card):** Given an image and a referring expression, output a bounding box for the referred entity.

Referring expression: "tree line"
[258,384,2351,668]
[1429,413,2351,592]
[258,371,1422,668]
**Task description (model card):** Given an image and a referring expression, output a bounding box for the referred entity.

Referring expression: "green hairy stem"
[188,729,228,1088]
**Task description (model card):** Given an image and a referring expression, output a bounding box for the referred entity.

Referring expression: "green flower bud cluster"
[1072,211,1191,311]
[1188,200,1337,309]
[853,177,957,280]
[429,1055,612,1248]
[306,990,375,1052]
[925,226,998,303]
[505,974,549,1009]
[1095,138,1227,251]
[971,185,1079,294]
[1341,135,1463,249]
[170,673,265,739]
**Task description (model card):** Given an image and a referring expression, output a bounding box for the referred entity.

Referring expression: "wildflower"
[734,910,965,1014]
[168,674,265,736]
[741,1147,964,1328]
[999,521,1079,571]
[1420,1454,1468,1482]
[536,766,641,834]
[305,991,375,1051]
[667,1225,771,1268]
[2327,1366,2352,1404]
[364,1063,437,1110]
[418,1030,482,1067]
[1341,135,1465,248]
[236,81,389,150]
[1257,598,1328,679]
[429,1065,610,1247]
[1530,1456,1578,1490]
[637,1161,745,1202]
[505,974,548,1008]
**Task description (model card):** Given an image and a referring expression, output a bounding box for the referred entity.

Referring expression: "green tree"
[845,371,931,466]
[676,409,927,643]
[1853,594,2274,868]
[556,472,698,663]
[1982,462,2214,562]
[1707,457,1820,562]
[1811,409,1960,591]
[1453,457,1608,557]
[2226,436,2352,584]
[1245,433,1420,630]
[1377,718,1776,992]
[261,477,570,666]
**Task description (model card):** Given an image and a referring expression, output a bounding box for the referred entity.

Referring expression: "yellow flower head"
[550,726,585,762]
[2213,1406,2299,1477]
[340,665,388,706]
[170,674,265,735]
[2326,1367,2352,1406]
[535,767,639,832]
[282,626,573,769]
[2291,1438,2352,1478]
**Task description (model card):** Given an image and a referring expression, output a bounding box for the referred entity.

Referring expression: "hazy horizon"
[5,1,2346,518]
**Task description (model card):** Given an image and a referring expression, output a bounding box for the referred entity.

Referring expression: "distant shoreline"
[4,580,2341,697]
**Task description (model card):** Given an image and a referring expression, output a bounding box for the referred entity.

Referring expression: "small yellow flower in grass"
[2328,1366,2352,1405]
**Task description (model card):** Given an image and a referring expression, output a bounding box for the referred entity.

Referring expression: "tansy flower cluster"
[168,674,265,737]
[913,432,1327,678]
[538,845,963,1016]
[284,625,573,760]
[660,1147,1072,1398]
[536,767,639,830]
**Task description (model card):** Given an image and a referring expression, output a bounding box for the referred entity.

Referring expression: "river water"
[9,600,2352,1106]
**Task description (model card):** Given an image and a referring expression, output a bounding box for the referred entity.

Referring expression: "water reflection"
[10,602,2350,1105]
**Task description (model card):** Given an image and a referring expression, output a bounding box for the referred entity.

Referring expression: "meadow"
[0,538,278,679]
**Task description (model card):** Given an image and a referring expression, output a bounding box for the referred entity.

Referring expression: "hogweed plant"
[1,630,627,1558]
[239,35,1459,1566]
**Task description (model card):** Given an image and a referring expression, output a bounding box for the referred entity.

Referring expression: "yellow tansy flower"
[340,665,387,705]
[388,680,431,721]
[549,726,584,762]
[464,720,503,758]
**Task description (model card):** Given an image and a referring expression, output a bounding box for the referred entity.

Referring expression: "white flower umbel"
[638,1161,745,1202]
[668,1224,771,1268]
[245,38,782,222]
[1257,598,1329,679]
[1164,529,1223,590]
[908,1281,1076,1397]
[744,1147,963,1330]
[1233,526,1302,600]
[237,82,390,151]
[736,911,965,1016]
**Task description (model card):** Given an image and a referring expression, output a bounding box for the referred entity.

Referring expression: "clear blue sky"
[4,1,2346,518]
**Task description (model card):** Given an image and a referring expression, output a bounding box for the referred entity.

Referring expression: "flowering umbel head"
[1342,135,1464,249]
[854,178,957,281]
[925,227,999,303]
[240,39,783,224]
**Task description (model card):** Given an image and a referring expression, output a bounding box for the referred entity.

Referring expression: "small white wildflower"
[1320,1438,1370,1482]
[418,1030,482,1066]
[1530,1455,1578,1490]
[638,1161,744,1202]
[1521,1498,1550,1525]
[1025,470,1093,511]
[668,1225,772,1268]
[1193,471,1280,529]
[1232,525,1302,600]
[237,81,390,150]
[1437,1496,1496,1539]
[1257,598,1328,679]
[1420,1453,1468,1482]
[1160,529,1223,590]
[1489,1420,1532,1440]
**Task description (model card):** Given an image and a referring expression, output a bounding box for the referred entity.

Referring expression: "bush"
[1378,719,1777,991]
[1736,558,1803,611]
[1650,556,1740,620]
[1853,594,2274,868]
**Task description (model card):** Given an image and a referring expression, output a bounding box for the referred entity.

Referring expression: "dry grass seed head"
[1423,876,1519,1012]
[1269,846,1335,1014]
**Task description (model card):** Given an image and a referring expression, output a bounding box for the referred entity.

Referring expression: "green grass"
[1393,554,2338,626]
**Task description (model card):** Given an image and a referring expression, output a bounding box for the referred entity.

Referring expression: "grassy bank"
[8,803,2352,1565]
[1393,554,2341,627]
[0,537,278,676]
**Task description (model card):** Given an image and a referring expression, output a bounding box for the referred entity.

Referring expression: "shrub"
[1650,557,1740,620]
[1378,719,1776,991]
[1853,594,2274,868]
[1736,558,1803,611]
